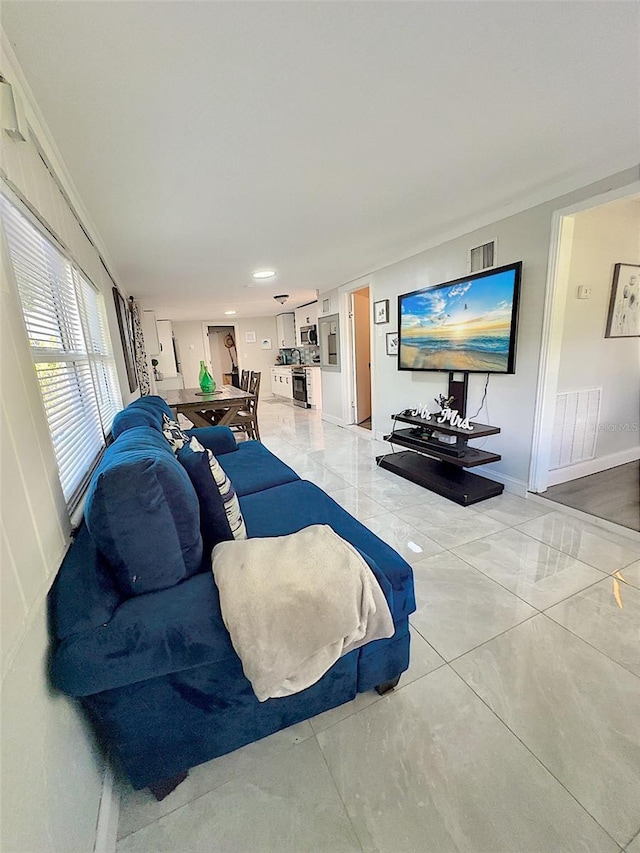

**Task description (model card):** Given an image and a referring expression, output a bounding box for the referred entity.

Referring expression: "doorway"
[351,287,372,428]
[529,184,640,531]
[208,326,238,386]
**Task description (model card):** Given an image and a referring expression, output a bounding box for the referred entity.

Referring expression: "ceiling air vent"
[469,240,496,272]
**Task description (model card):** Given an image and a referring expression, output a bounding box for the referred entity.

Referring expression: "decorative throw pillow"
[178,438,234,556]
[178,438,247,542]
[162,412,191,452]
[206,446,247,541]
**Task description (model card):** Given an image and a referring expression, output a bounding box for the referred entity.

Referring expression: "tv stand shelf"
[391,412,500,438]
[377,412,504,506]
[383,429,501,467]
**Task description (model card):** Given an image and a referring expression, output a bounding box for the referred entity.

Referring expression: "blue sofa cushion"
[177,440,235,556]
[85,426,203,596]
[217,440,299,496]
[111,406,160,436]
[185,426,238,456]
[112,396,240,455]
[112,395,174,437]
[240,480,416,621]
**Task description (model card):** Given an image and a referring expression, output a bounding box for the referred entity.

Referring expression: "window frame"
[0,187,124,513]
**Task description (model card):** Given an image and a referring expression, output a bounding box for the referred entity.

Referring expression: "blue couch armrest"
[186,426,238,455]
[50,573,238,697]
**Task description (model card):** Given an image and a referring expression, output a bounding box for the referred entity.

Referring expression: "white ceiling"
[2,1,638,320]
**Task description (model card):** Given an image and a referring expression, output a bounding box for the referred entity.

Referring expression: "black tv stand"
[376,411,504,506]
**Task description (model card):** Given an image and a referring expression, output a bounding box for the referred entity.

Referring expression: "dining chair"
[240,369,250,391]
[228,371,261,441]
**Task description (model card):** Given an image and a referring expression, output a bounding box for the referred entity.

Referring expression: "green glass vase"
[198,361,216,394]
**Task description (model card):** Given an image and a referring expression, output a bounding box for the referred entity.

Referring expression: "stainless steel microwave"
[300,325,317,345]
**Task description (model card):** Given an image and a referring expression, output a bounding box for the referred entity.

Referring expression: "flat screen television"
[398,261,522,374]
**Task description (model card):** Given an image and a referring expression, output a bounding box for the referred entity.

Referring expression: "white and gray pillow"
[182,436,247,542]
[162,413,191,451]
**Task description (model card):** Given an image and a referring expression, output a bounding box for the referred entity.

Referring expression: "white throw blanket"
[211,524,394,702]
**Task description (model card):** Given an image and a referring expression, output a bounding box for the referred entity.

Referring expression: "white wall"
[172,320,208,388]
[235,316,278,382]
[1,36,134,853]
[558,197,640,461]
[172,316,278,393]
[319,166,639,493]
[317,287,348,424]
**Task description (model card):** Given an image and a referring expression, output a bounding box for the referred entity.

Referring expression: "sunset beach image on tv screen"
[399,267,519,373]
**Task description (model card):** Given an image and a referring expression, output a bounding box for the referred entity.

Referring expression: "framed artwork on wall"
[386,332,399,356]
[605,263,639,338]
[245,331,257,343]
[374,299,389,324]
[112,287,138,392]
[261,338,272,350]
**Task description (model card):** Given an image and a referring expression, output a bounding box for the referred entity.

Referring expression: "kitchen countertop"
[272,364,321,368]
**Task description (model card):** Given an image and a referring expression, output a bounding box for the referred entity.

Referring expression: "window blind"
[1,193,122,508]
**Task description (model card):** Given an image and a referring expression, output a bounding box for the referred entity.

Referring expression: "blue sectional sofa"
[48,396,416,791]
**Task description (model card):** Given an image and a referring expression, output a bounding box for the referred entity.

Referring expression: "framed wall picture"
[605,263,639,338]
[245,331,257,343]
[386,331,399,356]
[374,299,389,324]
[112,287,138,392]
[261,338,272,350]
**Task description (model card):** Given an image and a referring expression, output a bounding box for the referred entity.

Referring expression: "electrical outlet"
[577,285,592,299]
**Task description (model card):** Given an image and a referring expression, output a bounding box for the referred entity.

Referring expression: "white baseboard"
[321,412,346,427]
[345,423,374,439]
[94,765,119,853]
[547,446,640,487]
[475,469,528,497]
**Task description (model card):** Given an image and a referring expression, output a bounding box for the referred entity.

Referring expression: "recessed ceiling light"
[224,310,237,315]
[252,269,276,280]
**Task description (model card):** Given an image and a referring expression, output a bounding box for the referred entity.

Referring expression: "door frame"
[350,285,372,426]
[200,321,241,377]
[341,280,373,431]
[528,180,640,493]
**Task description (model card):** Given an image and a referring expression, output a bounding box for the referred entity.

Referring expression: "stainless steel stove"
[292,367,309,408]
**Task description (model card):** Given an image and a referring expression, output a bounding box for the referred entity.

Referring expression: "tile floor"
[117,400,640,853]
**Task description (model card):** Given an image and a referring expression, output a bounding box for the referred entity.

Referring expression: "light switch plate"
[577,285,592,299]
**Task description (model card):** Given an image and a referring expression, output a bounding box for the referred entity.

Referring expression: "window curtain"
[129,297,151,396]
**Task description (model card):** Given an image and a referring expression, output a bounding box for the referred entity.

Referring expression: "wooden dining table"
[161,385,255,429]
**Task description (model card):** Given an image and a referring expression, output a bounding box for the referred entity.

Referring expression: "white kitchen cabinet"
[276,313,296,348]
[295,302,318,328]
[271,367,293,399]
[294,302,318,345]
[270,367,281,396]
[304,367,322,409]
